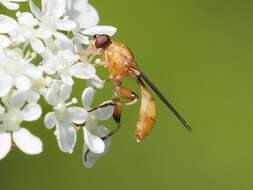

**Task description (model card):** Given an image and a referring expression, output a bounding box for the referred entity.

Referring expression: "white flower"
[40,32,98,85]
[29,0,77,40]
[11,12,46,53]
[0,13,45,53]
[0,0,27,10]
[81,87,114,167]
[44,81,88,153]
[66,0,99,29]
[42,48,96,85]
[83,126,111,168]
[0,48,44,97]
[0,90,42,160]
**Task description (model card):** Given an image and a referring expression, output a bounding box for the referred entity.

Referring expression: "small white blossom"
[83,126,111,168]
[0,13,45,53]
[42,48,96,85]
[0,48,44,97]
[12,12,45,53]
[44,81,88,153]
[81,87,114,167]
[0,90,42,159]
[29,0,77,40]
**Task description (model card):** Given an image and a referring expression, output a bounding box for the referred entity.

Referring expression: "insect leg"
[101,96,121,140]
[84,101,117,162]
[84,103,120,162]
[101,86,139,140]
[118,86,139,105]
[78,42,97,62]
[88,101,115,113]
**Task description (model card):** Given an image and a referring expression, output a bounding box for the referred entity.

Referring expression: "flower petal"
[2,2,19,10]
[95,101,114,121]
[13,128,43,155]
[23,103,42,121]
[25,65,43,79]
[0,14,17,33]
[0,72,13,97]
[54,32,74,50]
[0,35,10,48]
[25,90,40,103]
[31,39,45,53]
[17,12,38,26]
[87,75,104,89]
[67,0,99,28]
[66,0,71,10]
[81,87,95,108]
[42,0,66,18]
[68,107,88,124]
[15,75,31,91]
[59,84,72,101]
[56,19,77,31]
[44,112,56,129]
[60,73,74,86]
[45,87,58,106]
[10,90,26,108]
[81,25,117,36]
[0,129,11,160]
[29,0,42,18]
[12,0,29,2]
[83,126,111,168]
[82,146,97,168]
[70,62,96,79]
[55,121,76,153]
[83,127,105,154]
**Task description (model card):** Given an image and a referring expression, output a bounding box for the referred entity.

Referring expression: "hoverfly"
[81,34,192,143]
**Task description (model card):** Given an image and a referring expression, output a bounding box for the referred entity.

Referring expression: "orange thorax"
[104,41,136,83]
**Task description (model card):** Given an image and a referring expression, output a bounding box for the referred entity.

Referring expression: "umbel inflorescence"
[0,0,117,168]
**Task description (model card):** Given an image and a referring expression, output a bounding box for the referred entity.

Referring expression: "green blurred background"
[1,0,253,189]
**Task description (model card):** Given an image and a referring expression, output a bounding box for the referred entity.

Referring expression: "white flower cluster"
[0,0,117,168]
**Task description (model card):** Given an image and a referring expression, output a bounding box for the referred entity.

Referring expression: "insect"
[82,34,192,143]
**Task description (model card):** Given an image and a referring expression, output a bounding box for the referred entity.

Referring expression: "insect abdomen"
[135,80,156,142]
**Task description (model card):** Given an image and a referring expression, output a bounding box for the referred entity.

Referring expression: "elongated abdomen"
[135,80,156,142]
